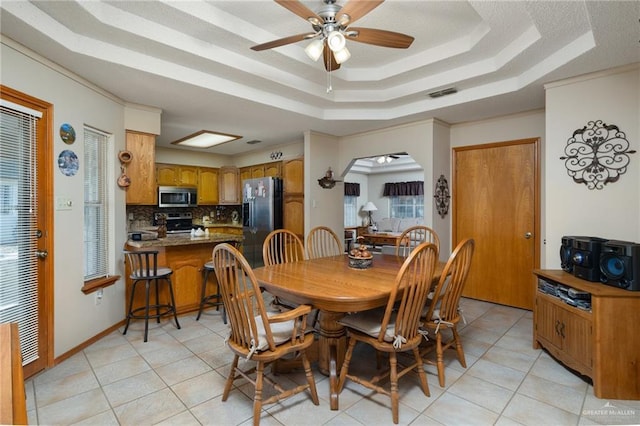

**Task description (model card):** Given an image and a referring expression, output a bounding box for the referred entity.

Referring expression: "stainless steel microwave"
[158,186,197,208]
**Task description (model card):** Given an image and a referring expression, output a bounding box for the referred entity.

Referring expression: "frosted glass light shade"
[327,31,346,51]
[333,47,351,64]
[305,39,324,61]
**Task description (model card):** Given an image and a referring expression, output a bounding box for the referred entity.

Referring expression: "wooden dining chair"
[212,243,319,426]
[419,238,475,387]
[337,242,439,424]
[306,226,343,259]
[396,225,440,257]
[263,229,306,310]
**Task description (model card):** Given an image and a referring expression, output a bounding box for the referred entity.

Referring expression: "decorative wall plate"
[434,174,450,218]
[560,120,635,190]
[59,123,76,144]
[58,150,79,176]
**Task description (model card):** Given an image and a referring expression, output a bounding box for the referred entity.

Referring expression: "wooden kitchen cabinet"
[197,167,219,205]
[156,163,198,186]
[219,166,240,204]
[239,167,251,185]
[534,270,640,400]
[264,162,281,177]
[282,157,304,238]
[125,131,157,205]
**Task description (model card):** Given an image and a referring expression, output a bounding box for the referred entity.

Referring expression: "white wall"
[305,131,342,239]
[544,64,640,268]
[1,39,127,356]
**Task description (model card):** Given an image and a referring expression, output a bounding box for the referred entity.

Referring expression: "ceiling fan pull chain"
[326,50,333,93]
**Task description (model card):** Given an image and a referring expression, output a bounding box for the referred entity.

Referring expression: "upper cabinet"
[239,161,282,182]
[219,166,240,204]
[198,167,219,205]
[282,157,303,194]
[156,164,198,186]
[125,131,157,205]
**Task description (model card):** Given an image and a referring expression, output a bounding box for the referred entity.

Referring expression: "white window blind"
[344,195,358,227]
[0,103,40,365]
[84,127,109,280]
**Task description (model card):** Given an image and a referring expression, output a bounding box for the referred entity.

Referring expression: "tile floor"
[25,298,640,425]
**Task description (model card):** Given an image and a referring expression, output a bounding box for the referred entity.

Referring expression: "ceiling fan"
[250,0,415,72]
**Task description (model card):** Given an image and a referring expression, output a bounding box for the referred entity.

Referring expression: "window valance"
[344,182,360,196]
[383,181,423,196]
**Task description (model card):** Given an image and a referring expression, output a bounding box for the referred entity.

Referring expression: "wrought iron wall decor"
[270,151,283,160]
[434,174,450,218]
[560,120,635,190]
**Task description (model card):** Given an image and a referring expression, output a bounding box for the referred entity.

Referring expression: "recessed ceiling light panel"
[172,130,241,149]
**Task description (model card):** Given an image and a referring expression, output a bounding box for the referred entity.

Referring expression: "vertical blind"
[83,127,109,280]
[0,101,41,365]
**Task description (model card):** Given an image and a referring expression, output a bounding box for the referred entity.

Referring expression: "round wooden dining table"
[252,253,444,410]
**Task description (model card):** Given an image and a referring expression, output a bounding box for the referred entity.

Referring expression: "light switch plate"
[56,197,73,210]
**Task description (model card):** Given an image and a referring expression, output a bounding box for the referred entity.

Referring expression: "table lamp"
[362,201,378,226]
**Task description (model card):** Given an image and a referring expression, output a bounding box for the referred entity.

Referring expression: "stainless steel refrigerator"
[242,177,283,267]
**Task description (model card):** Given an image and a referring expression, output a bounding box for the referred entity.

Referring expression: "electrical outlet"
[95,289,103,305]
[128,213,134,220]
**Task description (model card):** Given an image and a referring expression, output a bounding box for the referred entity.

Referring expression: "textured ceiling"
[1,0,638,156]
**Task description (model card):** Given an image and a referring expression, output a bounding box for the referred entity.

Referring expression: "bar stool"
[196,259,227,324]
[123,250,181,342]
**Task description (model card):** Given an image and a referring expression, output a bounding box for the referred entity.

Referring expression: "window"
[390,196,424,219]
[344,196,358,227]
[84,127,109,281]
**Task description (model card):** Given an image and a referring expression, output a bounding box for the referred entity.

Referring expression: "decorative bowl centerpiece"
[348,237,373,269]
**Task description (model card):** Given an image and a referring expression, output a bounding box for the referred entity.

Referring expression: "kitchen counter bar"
[126,232,243,248]
[124,232,243,317]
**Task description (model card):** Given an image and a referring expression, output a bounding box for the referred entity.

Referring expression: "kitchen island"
[125,231,243,317]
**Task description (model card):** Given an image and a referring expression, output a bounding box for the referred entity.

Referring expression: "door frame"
[1,85,54,377]
[452,138,540,309]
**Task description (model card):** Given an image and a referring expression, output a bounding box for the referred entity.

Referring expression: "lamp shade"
[305,39,324,62]
[362,201,378,212]
[333,46,351,64]
[327,31,346,52]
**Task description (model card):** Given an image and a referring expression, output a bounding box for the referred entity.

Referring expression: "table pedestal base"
[317,310,347,410]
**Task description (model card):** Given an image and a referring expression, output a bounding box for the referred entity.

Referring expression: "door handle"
[524,232,532,239]
[36,250,48,259]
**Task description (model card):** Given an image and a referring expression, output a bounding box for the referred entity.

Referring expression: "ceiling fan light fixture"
[333,46,351,64]
[305,39,324,61]
[327,31,346,52]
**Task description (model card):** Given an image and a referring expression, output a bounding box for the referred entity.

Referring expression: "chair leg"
[337,338,357,392]
[144,279,151,343]
[123,279,138,336]
[166,277,181,330]
[222,355,239,401]
[301,351,319,405]
[436,333,445,387]
[196,268,209,321]
[453,327,466,368]
[154,278,161,324]
[412,347,430,397]
[253,361,265,426]
[389,352,399,424]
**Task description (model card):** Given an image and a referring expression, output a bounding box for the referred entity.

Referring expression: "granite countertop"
[126,232,243,248]
[192,220,242,228]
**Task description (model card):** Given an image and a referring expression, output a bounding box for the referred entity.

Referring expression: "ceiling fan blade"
[251,33,315,51]
[346,27,414,49]
[337,0,384,26]
[323,44,341,72]
[275,0,322,24]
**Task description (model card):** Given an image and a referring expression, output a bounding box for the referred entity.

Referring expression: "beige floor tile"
[181,330,226,354]
[458,324,504,346]
[36,388,111,425]
[447,374,514,414]
[92,354,151,386]
[343,394,421,425]
[465,359,526,391]
[422,392,499,425]
[138,340,193,368]
[84,341,139,369]
[113,387,186,425]
[481,345,538,373]
[102,369,167,407]
[171,370,228,408]
[154,354,212,386]
[529,352,591,388]
[72,409,119,425]
[35,369,100,408]
[321,411,366,425]
[33,352,91,385]
[502,393,579,426]
[153,409,202,426]
[190,392,255,425]
[581,393,640,425]
[518,374,587,415]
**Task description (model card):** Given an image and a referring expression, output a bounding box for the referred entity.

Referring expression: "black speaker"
[560,236,589,272]
[571,237,608,282]
[599,240,640,291]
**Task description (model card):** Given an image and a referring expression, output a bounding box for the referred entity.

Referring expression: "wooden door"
[453,139,539,309]
[0,86,53,378]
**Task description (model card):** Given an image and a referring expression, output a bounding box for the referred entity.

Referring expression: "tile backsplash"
[126,205,241,231]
